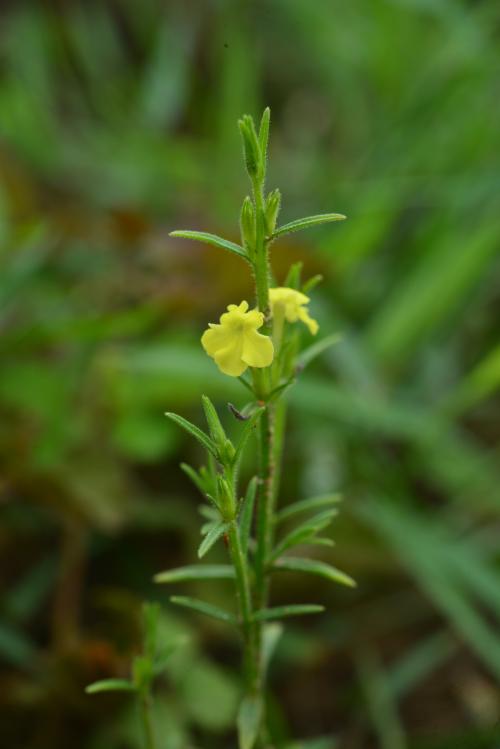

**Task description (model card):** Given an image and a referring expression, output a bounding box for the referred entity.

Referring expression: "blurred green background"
[1,1,500,747]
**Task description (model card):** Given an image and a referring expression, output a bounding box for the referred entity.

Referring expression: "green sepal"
[165,412,217,458]
[154,564,235,584]
[85,678,136,694]
[170,595,237,624]
[283,261,303,289]
[302,274,323,294]
[271,212,346,240]
[240,196,256,254]
[251,604,324,622]
[258,107,271,168]
[238,115,261,179]
[170,230,249,262]
[272,557,355,588]
[265,188,281,235]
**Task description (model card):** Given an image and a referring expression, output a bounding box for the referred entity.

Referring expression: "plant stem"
[227,519,259,691]
[139,692,156,749]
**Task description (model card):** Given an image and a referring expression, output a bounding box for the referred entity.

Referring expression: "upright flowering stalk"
[157,110,354,748]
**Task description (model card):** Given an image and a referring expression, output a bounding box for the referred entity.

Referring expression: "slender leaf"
[262,622,283,677]
[198,520,229,559]
[258,107,270,162]
[85,679,136,694]
[271,213,346,240]
[277,493,341,524]
[270,509,337,561]
[233,406,265,467]
[180,462,206,495]
[169,230,249,261]
[201,394,226,447]
[165,412,217,457]
[273,557,355,588]
[239,476,258,557]
[170,595,236,624]
[252,604,324,622]
[154,564,235,584]
[238,693,263,749]
[297,334,342,371]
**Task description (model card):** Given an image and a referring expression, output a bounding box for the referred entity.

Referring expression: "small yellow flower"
[201,301,274,377]
[269,287,319,335]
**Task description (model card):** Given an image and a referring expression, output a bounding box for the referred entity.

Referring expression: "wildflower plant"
[157,109,353,747]
[87,109,353,749]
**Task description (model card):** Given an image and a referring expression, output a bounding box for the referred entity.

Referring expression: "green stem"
[139,692,156,749]
[227,519,259,690]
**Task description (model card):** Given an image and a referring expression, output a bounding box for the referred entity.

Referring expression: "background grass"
[1,1,500,747]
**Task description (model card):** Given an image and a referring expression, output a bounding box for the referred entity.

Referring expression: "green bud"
[201,395,226,451]
[265,188,281,236]
[238,115,261,178]
[240,196,256,253]
[221,438,236,465]
[258,107,271,166]
[217,474,235,519]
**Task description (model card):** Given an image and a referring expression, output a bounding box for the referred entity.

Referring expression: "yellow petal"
[242,329,274,368]
[201,325,233,357]
[298,307,319,335]
[213,341,247,376]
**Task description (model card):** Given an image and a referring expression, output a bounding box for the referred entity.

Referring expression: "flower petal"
[213,340,247,376]
[242,329,274,368]
[201,325,233,357]
[298,307,319,335]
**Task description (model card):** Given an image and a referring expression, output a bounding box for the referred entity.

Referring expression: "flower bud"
[217,474,235,519]
[238,115,261,178]
[240,196,256,253]
[265,188,281,235]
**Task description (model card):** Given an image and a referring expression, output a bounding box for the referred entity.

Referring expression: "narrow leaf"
[86,679,136,694]
[238,693,263,749]
[252,604,324,622]
[169,230,249,261]
[180,463,206,495]
[201,395,226,447]
[271,213,346,240]
[262,622,283,677]
[297,334,342,371]
[277,493,341,524]
[273,557,356,588]
[165,412,217,457]
[170,595,236,624]
[270,509,337,561]
[233,407,265,467]
[239,477,258,557]
[154,564,235,584]
[258,107,271,162]
[198,520,229,558]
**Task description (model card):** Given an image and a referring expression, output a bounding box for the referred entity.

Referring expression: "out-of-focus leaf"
[154,564,235,584]
[86,679,136,694]
[251,604,324,622]
[273,557,355,588]
[238,693,263,749]
[277,494,341,524]
[197,520,229,558]
[169,596,236,625]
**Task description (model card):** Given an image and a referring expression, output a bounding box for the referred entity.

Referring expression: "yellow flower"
[269,287,319,335]
[201,301,274,377]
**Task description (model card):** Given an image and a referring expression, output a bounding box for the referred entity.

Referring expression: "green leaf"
[180,463,206,495]
[239,477,258,558]
[201,395,227,447]
[251,604,324,622]
[258,107,270,163]
[170,596,236,624]
[232,406,265,468]
[85,678,136,694]
[169,230,249,262]
[270,509,337,561]
[154,564,235,584]
[238,693,263,749]
[271,213,346,240]
[297,334,342,371]
[142,602,160,660]
[198,520,229,559]
[277,493,341,524]
[165,412,217,457]
[262,622,283,677]
[273,557,355,588]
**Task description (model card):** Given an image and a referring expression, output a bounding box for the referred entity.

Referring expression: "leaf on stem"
[262,622,283,677]
[239,477,258,557]
[251,604,325,622]
[165,412,217,457]
[169,230,249,262]
[180,463,207,495]
[154,564,235,584]
[276,493,342,524]
[198,520,229,558]
[271,213,346,240]
[238,693,263,749]
[201,395,227,447]
[86,678,136,694]
[170,595,237,624]
[297,333,342,371]
[272,557,356,587]
[232,406,265,468]
[270,509,338,562]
